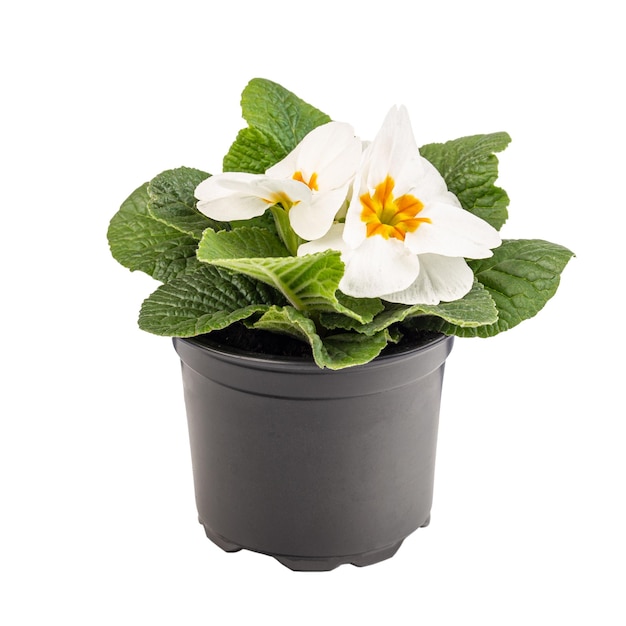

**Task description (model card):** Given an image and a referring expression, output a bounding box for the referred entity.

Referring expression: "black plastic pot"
[173,333,454,571]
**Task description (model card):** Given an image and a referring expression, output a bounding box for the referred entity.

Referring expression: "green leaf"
[223,127,288,174]
[198,227,289,260]
[199,249,344,312]
[138,265,285,336]
[335,292,385,325]
[147,167,225,239]
[400,281,499,326]
[420,132,511,230]
[107,183,201,282]
[241,78,332,152]
[198,229,382,324]
[320,332,392,370]
[250,306,319,347]
[320,281,497,335]
[223,78,331,173]
[423,239,574,337]
[251,306,391,369]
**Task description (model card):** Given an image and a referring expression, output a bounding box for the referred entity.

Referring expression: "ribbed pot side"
[173,333,454,571]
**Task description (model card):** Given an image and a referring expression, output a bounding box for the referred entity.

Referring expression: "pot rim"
[174,331,451,374]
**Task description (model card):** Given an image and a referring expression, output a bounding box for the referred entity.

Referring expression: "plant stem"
[270,205,304,256]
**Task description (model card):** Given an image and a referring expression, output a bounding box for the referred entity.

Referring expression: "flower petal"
[342,187,368,248]
[339,237,421,299]
[382,254,475,305]
[363,106,422,195]
[404,201,501,258]
[195,173,310,221]
[343,106,430,248]
[289,184,351,240]
[267,122,361,191]
[197,194,270,222]
[297,223,348,256]
[195,172,260,202]
[409,155,460,205]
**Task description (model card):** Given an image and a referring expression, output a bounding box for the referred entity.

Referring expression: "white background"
[2,1,624,624]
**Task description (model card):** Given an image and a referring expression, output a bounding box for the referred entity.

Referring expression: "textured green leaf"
[147,167,225,239]
[251,306,391,369]
[320,281,497,334]
[335,292,385,325]
[250,306,320,348]
[107,183,201,282]
[201,250,344,312]
[138,265,285,336]
[198,230,383,324]
[422,239,574,337]
[420,133,511,230]
[397,281,498,326]
[223,127,287,174]
[320,331,392,369]
[241,78,331,152]
[223,78,331,173]
[198,227,289,261]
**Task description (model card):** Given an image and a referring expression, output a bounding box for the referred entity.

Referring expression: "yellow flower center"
[262,190,294,209]
[360,175,430,241]
[293,170,319,191]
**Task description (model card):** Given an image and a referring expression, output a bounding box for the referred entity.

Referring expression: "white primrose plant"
[108,78,573,369]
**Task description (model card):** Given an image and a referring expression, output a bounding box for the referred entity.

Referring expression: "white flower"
[194,173,309,221]
[267,121,361,240]
[194,121,361,241]
[301,106,501,305]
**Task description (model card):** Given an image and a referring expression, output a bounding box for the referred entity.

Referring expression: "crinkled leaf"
[199,247,377,324]
[200,250,343,312]
[320,332,393,369]
[251,306,392,369]
[420,133,511,230]
[421,239,574,337]
[197,230,383,324]
[147,167,225,239]
[391,281,498,327]
[107,183,201,282]
[335,292,385,325]
[138,265,285,336]
[241,78,331,152]
[198,227,289,260]
[248,306,318,346]
[223,78,331,173]
[320,281,497,335]
[223,127,288,174]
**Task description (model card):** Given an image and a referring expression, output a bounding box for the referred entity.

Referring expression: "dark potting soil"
[194,323,443,360]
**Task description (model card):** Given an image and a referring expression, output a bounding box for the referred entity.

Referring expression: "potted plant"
[108,78,573,570]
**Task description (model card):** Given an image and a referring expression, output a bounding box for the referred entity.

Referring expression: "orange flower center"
[360,175,430,241]
[293,170,319,191]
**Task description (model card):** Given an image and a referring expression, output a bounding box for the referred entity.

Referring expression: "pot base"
[200,516,431,571]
